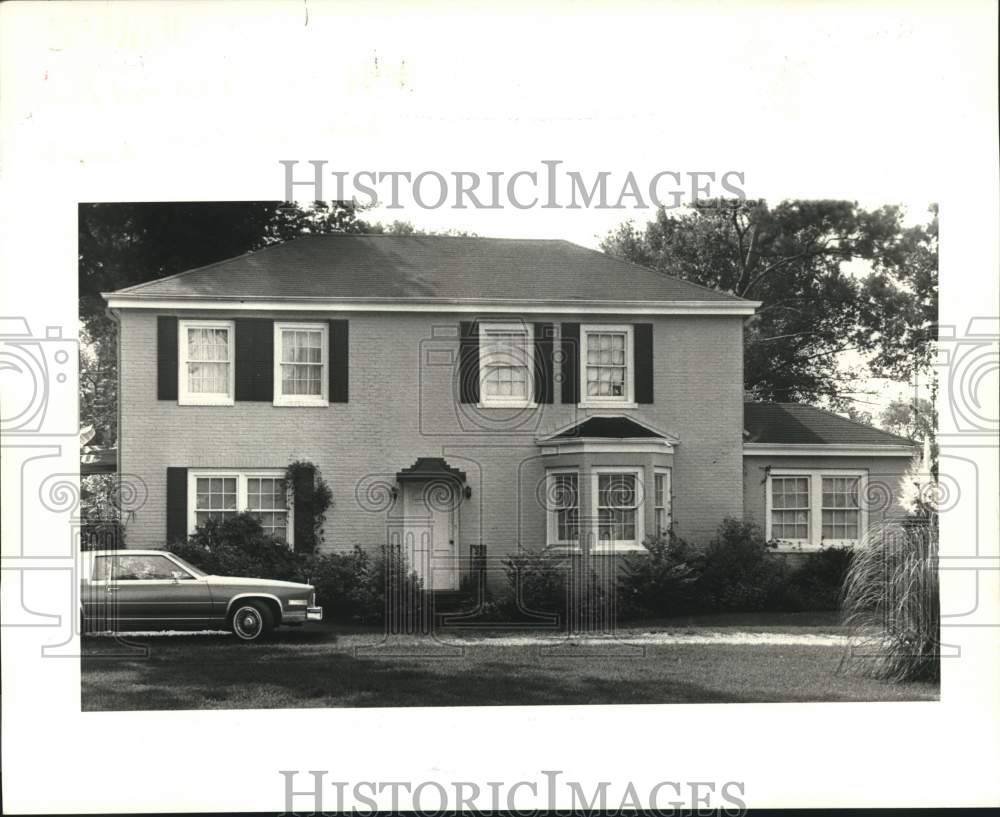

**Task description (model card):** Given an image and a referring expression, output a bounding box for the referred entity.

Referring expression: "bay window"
[593,469,640,550]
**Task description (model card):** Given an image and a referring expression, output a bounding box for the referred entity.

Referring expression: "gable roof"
[104,235,757,311]
[744,402,916,447]
[554,416,665,439]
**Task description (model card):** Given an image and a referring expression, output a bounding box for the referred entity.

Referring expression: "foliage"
[499,548,616,627]
[301,545,424,624]
[697,518,789,611]
[601,199,938,405]
[619,532,703,617]
[284,460,333,552]
[839,517,939,682]
[172,512,302,580]
[782,546,854,612]
[171,514,423,624]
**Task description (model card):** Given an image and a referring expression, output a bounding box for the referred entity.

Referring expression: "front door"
[402,480,459,591]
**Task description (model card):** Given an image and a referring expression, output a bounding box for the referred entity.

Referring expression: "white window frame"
[766,468,868,551]
[178,319,235,406]
[579,323,636,407]
[273,321,329,407]
[187,469,294,547]
[591,467,645,552]
[545,468,581,548]
[653,466,672,537]
[478,321,535,409]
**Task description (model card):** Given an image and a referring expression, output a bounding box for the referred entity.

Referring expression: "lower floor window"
[189,470,292,545]
[597,471,638,545]
[654,468,671,536]
[768,470,865,548]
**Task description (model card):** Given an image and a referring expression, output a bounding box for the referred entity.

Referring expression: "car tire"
[229,601,275,643]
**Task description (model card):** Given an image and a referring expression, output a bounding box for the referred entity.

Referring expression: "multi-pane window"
[580,325,633,403]
[654,469,670,536]
[479,323,532,406]
[179,320,234,404]
[188,471,293,546]
[596,471,639,546]
[768,471,866,548]
[770,476,810,540]
[822,477,860,541]
[547,471,579,544]
[194,477,238,528]
[247,477,290,542]
[275,323,328,405]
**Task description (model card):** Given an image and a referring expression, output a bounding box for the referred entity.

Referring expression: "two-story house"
[103,235,916,591]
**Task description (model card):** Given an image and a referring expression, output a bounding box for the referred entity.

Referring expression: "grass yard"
[81,615,938,710]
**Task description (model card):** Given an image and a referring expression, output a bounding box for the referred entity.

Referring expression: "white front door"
[402,481,459,591]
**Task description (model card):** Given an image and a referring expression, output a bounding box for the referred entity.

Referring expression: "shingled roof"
[744,403,916,447]
[105,234,754,306]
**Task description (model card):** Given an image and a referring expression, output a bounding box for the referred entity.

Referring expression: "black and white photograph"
[2,1,998,813]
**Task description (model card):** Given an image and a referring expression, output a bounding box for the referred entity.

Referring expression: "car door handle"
[106,586,119,593]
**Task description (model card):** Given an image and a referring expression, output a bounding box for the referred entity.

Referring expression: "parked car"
[80,549,322,642]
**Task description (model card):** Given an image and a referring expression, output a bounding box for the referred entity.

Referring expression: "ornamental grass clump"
[839,516,939,683]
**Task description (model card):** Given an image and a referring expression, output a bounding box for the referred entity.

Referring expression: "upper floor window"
[767,469,866,550]
[274,322,329,406]
[479,322,534,408]
[581,324,634,405]
[179,319,234,405]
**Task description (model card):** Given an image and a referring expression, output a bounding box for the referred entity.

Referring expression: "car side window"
[92,556,111,581]
[108,555,194,581]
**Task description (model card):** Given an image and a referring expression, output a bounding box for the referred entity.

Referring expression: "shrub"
[499,547,617,628]
[839,517,939,683]
[619,532,702,618]
[698,518,789,611]
[783,546,854,611]
[171,512,301,580]
[170,515,423,625]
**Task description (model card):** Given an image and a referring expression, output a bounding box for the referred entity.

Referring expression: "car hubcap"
[235,609,261,638]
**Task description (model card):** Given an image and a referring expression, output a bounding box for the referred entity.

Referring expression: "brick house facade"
[105,235,916,590]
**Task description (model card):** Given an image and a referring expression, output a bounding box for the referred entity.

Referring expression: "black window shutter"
[330,320,349,403]
[634,323,654,404]
[292,465,316,552]
[534,322,555,404]
[459,321,480,404]
[560,323,580,404]
[235,319,273,401]
[166,467,188,543]
[157,316,178,401]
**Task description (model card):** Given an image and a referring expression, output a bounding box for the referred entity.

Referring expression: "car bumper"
[283,606,324,624]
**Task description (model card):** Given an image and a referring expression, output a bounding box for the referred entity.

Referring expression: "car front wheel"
[229,602,275,642]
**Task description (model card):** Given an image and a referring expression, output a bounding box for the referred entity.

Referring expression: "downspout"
[104,304,123,545]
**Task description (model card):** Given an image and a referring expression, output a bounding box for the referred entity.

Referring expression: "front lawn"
[81,617,937,710]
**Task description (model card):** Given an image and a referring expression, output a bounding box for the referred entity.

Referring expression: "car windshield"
[166,554,207,577]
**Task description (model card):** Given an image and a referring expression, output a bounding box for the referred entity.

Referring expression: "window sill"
[591,543,645,554]
[769,543,855,553]
[477,401,538,410]
[178,397,235,407]
[273,399,330,408]
[578,400,638,410]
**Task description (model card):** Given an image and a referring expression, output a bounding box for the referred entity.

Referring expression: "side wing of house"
[742,402,918,560]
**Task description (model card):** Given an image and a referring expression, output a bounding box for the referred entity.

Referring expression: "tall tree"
[601,200,938,405]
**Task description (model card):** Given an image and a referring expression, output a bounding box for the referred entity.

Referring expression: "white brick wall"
[119,310,747,565]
